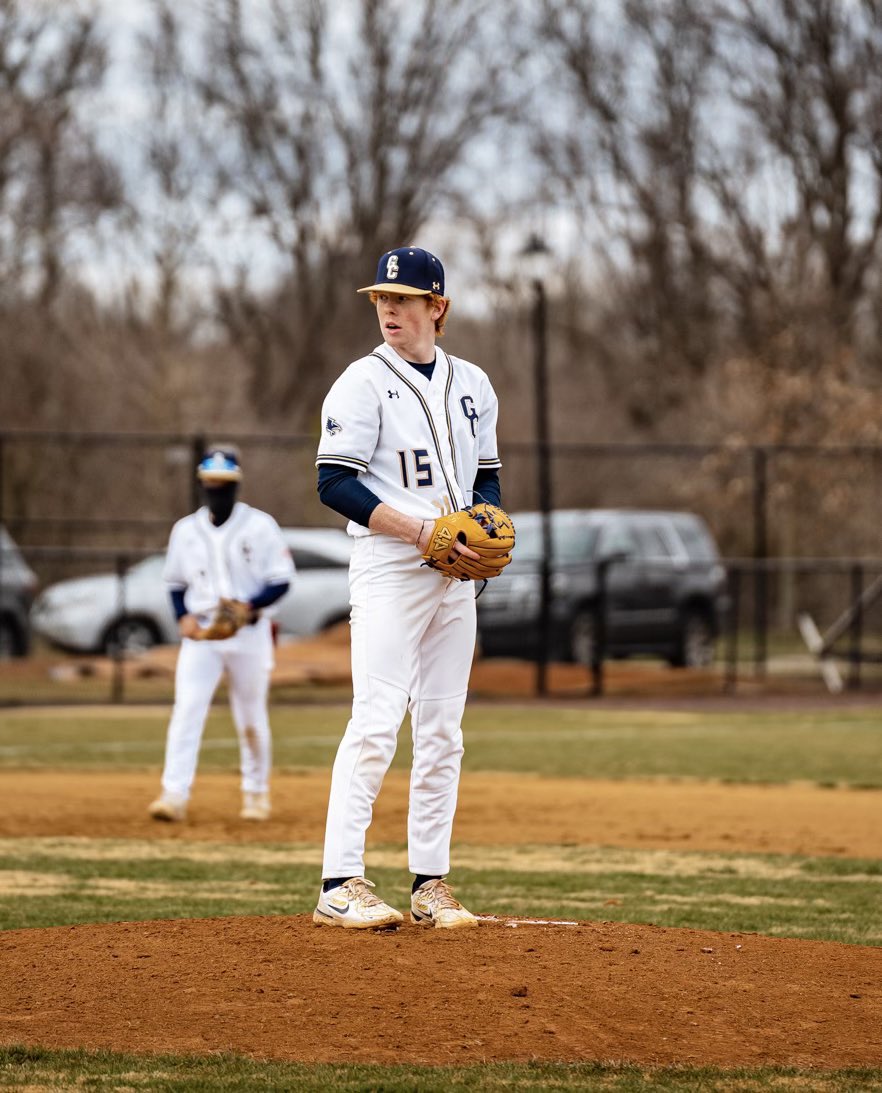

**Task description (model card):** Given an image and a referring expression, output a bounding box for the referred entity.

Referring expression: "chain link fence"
[2,431,882,703]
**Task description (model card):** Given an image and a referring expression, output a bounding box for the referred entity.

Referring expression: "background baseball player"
[148,448,295,823]
[312,246,512,929]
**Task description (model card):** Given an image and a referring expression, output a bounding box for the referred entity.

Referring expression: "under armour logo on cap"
[358,247,445,297]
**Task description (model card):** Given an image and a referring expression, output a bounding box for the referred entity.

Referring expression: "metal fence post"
[532,278,552,698]
[848,563,863,691]
[752,447,768,680]
[111,554,127,704]
[190,434,206,512]
[590,559,610,697]
[724,565,741,693]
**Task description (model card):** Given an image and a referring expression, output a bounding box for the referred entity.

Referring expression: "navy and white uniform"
[316,343,502,878]
[159,503,295,802]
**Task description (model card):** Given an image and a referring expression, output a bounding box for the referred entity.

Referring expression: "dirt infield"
[0,769,880,858]
[1,768,882,1067]
[2,914,881,1067]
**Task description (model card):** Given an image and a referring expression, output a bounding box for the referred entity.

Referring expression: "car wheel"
[103,618,159,657]
[0,619,19,660]
[671,611,715,669]
[570,610,596,666]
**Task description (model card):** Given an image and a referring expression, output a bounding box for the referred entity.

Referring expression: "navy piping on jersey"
[440,350,459,483]
[370,351,460,505]
[315,453,369,471]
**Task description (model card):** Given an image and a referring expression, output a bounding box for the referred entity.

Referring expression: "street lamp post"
[521,234,553,697]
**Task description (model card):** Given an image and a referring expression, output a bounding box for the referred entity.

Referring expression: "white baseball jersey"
[315,344,502,535]
[163,502,295,621]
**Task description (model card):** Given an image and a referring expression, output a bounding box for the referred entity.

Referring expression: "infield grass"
[3,1047,882,1092]
[0,837,879,944]
[1,704,881,785]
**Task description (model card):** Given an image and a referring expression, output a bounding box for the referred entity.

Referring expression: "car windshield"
[511,513,600,564]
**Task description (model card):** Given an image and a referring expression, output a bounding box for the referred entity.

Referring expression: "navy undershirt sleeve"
[318,465,382,528]
[472,467,501,507]
[169,582,289,620]
[250,582,290,610]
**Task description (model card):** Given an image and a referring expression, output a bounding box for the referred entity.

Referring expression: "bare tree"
[0,1,120,310]
[529,0,719,430]
[712,0,882,375]
[187,0,512,424]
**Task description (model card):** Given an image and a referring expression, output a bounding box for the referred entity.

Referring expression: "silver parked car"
[30,527,353,655]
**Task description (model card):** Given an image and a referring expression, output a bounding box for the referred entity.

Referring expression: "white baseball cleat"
[240,791,271,821]
[147,794,187,822]
[313,877,404,929]
[411,878,478,929]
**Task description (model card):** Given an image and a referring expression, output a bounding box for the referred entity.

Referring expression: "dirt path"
[0,769,880,858]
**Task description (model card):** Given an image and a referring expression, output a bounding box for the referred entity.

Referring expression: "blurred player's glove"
[421,503,516,581]
[193,598,255,641]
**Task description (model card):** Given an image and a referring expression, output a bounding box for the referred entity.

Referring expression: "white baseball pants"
[322,534,477,879]
[160,617,274,801]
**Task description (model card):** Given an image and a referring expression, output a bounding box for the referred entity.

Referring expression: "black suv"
[476,509,728,668]
[0,526,38,658]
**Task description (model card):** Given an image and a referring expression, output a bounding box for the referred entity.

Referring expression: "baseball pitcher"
[313,246,515,929]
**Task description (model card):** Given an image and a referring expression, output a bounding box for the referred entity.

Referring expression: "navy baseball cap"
[197,449,242,482]
[357,246,445,296]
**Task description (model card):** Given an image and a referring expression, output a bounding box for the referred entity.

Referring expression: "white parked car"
[30,527,353,655]
[1,525,39,658]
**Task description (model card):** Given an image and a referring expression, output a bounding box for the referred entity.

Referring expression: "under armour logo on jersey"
[460,395,479,438]
[241,541,253,562]
[388,389,400,399]
[325,417,343,436]
[386,255,400,280]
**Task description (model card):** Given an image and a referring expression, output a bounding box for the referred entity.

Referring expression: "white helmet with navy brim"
[196,450,242,483]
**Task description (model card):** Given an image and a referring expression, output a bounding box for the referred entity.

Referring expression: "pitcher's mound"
[2,915,880,1067]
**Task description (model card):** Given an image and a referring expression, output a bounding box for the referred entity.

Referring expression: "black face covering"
[202,482,238,526]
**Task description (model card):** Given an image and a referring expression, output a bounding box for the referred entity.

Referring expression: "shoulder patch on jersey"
[325,417,343,436]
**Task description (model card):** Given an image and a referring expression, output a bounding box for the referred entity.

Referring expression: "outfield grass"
[2,1046,881,1093]
[1,704,881,785]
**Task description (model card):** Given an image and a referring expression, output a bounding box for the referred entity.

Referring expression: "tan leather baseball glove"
[193,598,255,641]
[421,503,516,581]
